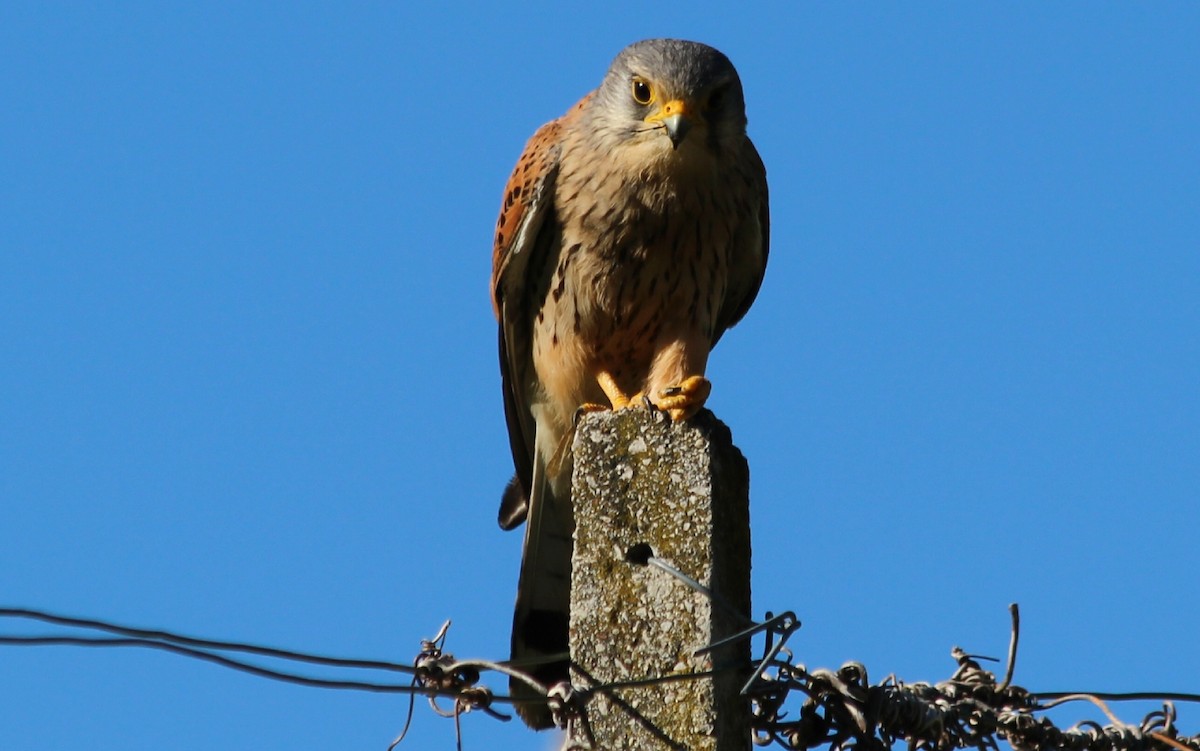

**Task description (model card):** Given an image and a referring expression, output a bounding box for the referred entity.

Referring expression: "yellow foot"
[652,375,711,422]
[596,371,637,410]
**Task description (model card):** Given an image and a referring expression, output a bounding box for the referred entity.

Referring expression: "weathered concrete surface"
[567,408,751,750]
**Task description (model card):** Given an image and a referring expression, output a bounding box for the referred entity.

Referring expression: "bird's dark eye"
[707,86,726,112]
[631,77,653,105]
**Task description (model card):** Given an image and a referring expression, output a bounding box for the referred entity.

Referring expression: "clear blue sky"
[2,3,1198,749]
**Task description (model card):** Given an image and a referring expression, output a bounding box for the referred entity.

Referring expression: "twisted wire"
[746,646,1200,751]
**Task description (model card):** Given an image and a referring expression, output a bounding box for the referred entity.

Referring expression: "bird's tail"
[509,436,574,729]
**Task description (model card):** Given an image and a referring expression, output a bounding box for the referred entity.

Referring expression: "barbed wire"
[3,602,1198,751]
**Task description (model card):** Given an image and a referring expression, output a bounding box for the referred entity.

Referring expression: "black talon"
[572,405,592,427]
[641,394,668,423]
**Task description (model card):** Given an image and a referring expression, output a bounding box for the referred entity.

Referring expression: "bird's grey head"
[586,39,748,158]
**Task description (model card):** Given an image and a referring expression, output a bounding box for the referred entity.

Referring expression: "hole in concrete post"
[624,543,654,566]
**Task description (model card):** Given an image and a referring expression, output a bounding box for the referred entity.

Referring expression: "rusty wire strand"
[1154,732,1196,751]
[1040,693,1200,706]
[0,607,414,673]
[0,635,424,692]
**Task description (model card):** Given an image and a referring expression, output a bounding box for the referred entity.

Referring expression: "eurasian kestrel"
[490,38,769,728]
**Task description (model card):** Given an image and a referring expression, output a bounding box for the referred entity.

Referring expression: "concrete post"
[567,409,752,750]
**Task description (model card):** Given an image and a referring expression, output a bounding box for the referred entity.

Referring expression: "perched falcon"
[490,38,769,728]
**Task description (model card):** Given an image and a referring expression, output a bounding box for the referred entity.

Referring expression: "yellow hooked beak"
[646,99,695,149]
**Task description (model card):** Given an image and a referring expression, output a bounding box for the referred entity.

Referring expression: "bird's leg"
[654,375,712,422]
[595,370,637,410]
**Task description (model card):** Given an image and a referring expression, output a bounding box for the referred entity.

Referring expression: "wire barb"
[997,602,1020,692]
